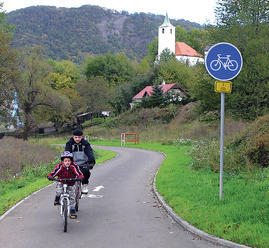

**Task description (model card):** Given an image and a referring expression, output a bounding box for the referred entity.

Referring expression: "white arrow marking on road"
[81,194,103,198]
[87,194,103,198]
[93,186,104,192]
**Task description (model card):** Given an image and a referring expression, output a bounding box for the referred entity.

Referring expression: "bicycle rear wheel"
[75,182,81,211]
[75,199,79,212]
[63,199,68,232]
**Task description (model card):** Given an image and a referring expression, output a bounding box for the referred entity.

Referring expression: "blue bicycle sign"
[205,43,243,81]
[210,54,238,71]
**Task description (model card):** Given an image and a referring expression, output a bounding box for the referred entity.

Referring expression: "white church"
[158,13,204,66]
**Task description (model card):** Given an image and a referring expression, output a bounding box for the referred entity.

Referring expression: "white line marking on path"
[81,194,103,198]
[92,186,104,192]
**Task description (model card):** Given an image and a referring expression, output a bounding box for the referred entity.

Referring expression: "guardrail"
[121,133,139,146]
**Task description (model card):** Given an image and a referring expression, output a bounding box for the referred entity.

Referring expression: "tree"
[43,59,83,126]
[0,3,14,34]
[189,64,220,113]
[226,38,269,120]
[45,72,74,90]
[216,0,269,29]
[48,59,80,86]
[159,48,174,62]
[141,84,165,108]
[175,25,210,54]
[85,53,136,87]
[137,57,151,74]
[15,47,71,139]
[110,70,157,114]
[212,0,269,120]
[0,3,18,127]
[145,38,158,64]
[76,76,112,113]
[156,56,196,90]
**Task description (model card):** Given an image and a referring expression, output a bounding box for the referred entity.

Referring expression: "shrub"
[191,114,269,173]
[0,137,59,180]
[229,114,269,168]
[199,111,220,123]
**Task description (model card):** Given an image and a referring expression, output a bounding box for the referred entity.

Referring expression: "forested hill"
[6,5,201,62]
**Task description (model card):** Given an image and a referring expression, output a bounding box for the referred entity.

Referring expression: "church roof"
[175,42,203,58]
[160,13,173,27]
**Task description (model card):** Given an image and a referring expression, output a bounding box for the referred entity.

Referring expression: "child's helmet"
[61,151,73,161]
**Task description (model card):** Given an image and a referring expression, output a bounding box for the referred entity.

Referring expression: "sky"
[3,0,217,25]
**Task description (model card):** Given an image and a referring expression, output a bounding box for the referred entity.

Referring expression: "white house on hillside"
[130,82,188,109]
[158,13,204,66]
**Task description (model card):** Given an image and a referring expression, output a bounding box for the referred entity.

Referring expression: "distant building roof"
[133,83,187,99]
[175,42,203,58]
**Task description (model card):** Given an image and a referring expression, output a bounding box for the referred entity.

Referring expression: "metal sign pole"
[205,42,242,200]
[219,92,225,199]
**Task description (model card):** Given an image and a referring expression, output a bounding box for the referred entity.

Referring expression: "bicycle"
[48,178,82,232]
[210,54,238,71]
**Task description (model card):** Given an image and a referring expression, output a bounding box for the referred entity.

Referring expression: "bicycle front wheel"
[63,199,68,232]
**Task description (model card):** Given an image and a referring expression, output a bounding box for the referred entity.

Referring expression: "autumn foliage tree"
[213,0,269,120]
[15,47,71,139]
[0,3,18,127]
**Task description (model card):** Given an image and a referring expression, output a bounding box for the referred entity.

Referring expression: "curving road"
[0,146,222,248]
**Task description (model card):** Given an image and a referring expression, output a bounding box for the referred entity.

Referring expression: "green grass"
[0,178,50,215]
[0,146,116,217]
[3,137,269,247]
[94,147,117,164]
[91,140,269,248]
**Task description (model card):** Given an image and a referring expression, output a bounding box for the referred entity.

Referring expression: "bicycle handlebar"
[79,162,94,170]
[48,177,82,182]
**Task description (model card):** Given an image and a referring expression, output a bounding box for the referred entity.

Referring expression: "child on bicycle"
[47,151,84,219]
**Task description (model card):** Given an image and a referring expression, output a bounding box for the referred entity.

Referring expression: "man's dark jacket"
[65,138,95,165]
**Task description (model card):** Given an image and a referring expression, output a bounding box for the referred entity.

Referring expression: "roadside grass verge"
[91,140,269,248]
[0,146,116,217]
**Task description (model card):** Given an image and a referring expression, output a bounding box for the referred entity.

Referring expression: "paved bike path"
[0,146,222,248]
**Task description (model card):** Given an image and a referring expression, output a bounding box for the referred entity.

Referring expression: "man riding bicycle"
[65,129,95,194]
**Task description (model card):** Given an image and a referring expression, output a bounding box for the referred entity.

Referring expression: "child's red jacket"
[48,162,84,186]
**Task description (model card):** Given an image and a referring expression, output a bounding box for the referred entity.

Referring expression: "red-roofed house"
[158,13,204,66]
[130,82,187,109]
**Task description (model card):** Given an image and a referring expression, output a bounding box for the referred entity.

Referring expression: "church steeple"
[158,13,175,57]
[160,13,172,27]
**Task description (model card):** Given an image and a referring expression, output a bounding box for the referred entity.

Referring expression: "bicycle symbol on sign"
[210,54,238,71]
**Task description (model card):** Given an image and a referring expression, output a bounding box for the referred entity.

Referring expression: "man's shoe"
[81,184,88,194]
[54,196,60,206]
[70,207,77,219]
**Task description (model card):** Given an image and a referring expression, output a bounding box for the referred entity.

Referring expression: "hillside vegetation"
[6,5,201,61]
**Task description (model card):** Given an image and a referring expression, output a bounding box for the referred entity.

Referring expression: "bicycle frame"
[60,184,71,217]
[216,54,232,69]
